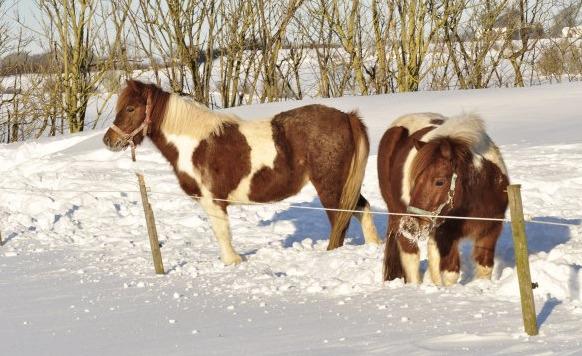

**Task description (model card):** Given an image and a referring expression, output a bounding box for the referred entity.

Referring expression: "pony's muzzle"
[399,216,431,243]
[103,129,128,152]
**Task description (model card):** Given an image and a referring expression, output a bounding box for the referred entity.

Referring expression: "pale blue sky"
[5,0,43,53]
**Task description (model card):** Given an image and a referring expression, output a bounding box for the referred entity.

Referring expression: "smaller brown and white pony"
[377,113,508,285]
[103,80,380,264]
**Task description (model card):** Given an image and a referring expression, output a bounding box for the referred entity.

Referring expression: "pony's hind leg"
[201,200,242,265]
[472,222,502,280]
[354,195,380,245]
[310,171,350,249]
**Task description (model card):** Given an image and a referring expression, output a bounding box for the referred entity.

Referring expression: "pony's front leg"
[397,237,421,284]
[201,200,242,265]
[472,222,502,280]
[427,234,443,286]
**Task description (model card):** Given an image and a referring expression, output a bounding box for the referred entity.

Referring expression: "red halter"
[110,91,152,150]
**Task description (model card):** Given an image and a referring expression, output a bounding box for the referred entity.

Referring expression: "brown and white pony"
[377,113,508,285]
[103,80,380,264]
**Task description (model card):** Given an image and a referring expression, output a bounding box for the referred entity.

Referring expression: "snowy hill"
[1,83,582,355]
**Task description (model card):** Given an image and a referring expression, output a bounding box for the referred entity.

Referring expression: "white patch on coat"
[164,134,200,178]
[399,246,420,284]
[228,120,277,203]
[162,133,216,198]
[481,144,508,175]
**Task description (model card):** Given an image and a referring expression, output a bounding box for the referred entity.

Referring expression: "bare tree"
[255,0,305,102]
[441,0,514,89]
[216,0,257,107]
[389,0,445,92]
[300,0,338,97]
[504,0,549,87]
[36,0,128,133]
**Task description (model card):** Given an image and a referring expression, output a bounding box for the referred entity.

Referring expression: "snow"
[1,82,582,354]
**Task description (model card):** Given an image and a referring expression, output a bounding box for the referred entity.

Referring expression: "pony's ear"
[125,79,137,91]
[125,79,144,92]
[439,140,452,159]
[413,139,426,151]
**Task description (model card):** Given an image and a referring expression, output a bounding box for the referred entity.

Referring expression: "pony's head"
[103,80,152,151]
[400,138,468,242]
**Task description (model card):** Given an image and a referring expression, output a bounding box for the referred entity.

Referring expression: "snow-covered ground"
[1,83,582,355]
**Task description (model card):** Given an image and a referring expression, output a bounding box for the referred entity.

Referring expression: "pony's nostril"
[103,136,110,146]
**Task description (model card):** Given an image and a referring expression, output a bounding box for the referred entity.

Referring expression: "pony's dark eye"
[435,179,445,187]
[126,106,135,113]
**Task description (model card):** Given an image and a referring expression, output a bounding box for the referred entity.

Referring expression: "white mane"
[425,113,490,153]
[394,112,507,175]
[390,112,445,134]
[161,94,240,139]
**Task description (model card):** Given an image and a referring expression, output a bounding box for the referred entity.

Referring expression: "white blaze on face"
[228,120,277,203]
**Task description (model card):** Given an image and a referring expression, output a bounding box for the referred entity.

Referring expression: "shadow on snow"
[257,197,388,248]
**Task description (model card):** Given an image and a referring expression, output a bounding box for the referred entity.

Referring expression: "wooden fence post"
[132,147,164,275]
[507,184,538,336]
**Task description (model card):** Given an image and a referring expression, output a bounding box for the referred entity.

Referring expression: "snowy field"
[1,82,582,355]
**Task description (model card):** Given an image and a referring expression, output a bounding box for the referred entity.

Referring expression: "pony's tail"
[383,230,403,281]
[327,111,370,250]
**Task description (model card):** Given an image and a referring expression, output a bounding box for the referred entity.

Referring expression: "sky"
[4,0,43,53]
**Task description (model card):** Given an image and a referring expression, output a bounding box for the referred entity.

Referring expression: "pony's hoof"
[442,271,460,286]
[222,254,243,265]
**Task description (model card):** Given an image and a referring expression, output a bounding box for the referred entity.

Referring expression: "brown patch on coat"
[192,123,252,203]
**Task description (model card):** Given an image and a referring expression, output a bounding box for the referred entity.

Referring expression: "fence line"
[0,186,578,228]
